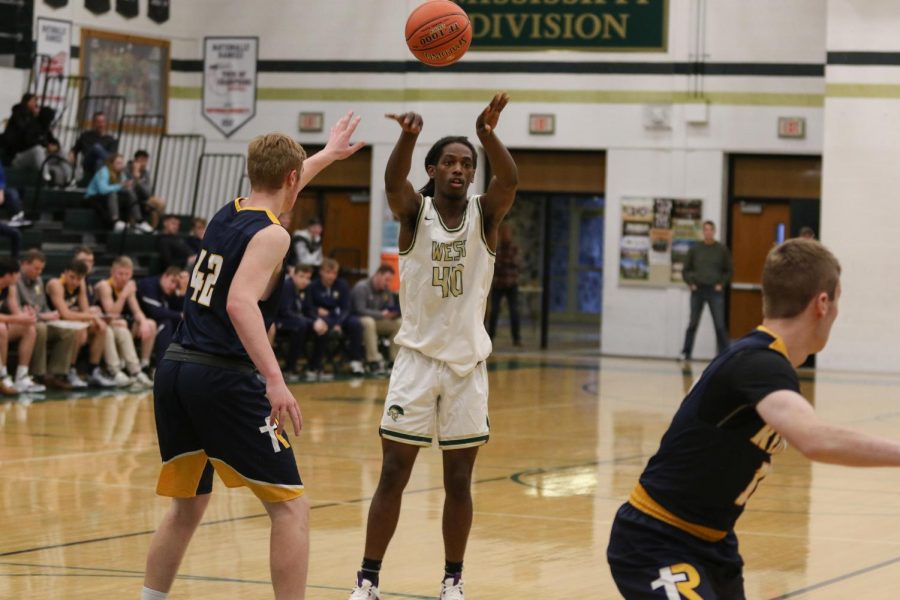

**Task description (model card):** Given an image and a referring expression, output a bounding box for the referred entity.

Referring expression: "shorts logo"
[259,416,290,453]
[651,563,702,600]
[387,404,404,422]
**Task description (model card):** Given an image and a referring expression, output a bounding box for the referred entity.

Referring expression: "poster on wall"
[35,18,71,102]
[203,37,258,138]
[619,197,703,286]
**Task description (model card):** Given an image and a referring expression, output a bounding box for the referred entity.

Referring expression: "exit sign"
[298,112,324,133]
[778,116,806,139]
[529,113,555,135]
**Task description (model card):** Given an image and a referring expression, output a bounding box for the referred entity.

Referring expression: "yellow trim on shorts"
[209,457,304,503]
[628,483,727,543]
[156,449,209,498]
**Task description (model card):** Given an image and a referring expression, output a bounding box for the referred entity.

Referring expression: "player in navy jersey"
[608,239,900,599]
[141,113,364,600]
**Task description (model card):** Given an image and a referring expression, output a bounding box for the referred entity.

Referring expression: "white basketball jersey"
[393,195,496,376]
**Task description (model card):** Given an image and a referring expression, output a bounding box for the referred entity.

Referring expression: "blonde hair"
[247,134,306,191]
[112,255,134,269]
[762,239,841,319]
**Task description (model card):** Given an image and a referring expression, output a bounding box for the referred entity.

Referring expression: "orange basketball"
[405,1,471,67]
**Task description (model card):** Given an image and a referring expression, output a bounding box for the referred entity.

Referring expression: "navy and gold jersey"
[174,198,286,360]
[629,326,799,541]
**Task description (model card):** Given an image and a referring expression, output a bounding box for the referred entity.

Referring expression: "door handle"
[731,283,762,291]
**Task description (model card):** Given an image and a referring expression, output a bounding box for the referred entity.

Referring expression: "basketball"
[405,0,471,67]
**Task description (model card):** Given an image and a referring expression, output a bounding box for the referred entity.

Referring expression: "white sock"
[0,365,8,378]
[15,366,28,380]
[140,587,168,600]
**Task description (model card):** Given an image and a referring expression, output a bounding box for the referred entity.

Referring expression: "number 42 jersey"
[174,198,286,360]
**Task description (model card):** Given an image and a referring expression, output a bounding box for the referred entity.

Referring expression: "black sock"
[361,557,381,587]
[444,560,463,578]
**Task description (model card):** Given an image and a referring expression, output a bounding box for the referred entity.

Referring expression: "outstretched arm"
[758,390,900,466]
[298,111,366,190]
[384,112,425,251]
[477,93,518,250]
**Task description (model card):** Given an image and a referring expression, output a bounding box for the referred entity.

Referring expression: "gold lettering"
[503,13,529,38]
[491,13,504,39]
[432,241,445,261]
[562,12,575,38]
[602,12,629,39]
[530,12,543,38]
[574,13,601,39]
[542,13,559,38]
[470,13,491,39]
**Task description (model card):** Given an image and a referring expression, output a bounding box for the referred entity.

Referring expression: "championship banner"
[116,0,138,18]
[202,37,258,138]
[85,0,110,15]
[148,0,170,24]
[35,17,71,101]
[457,0,667,52]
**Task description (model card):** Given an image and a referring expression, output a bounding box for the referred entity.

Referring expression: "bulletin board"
[619,197,703,286]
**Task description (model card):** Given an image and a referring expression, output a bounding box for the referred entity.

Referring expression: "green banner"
[457,0,667,52]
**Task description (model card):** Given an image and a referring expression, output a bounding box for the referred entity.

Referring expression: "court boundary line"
[0,476,509,558]
[0,561,434,598]
[771,553,900,599]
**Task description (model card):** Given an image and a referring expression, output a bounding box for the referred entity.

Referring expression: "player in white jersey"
[348,93,517,600]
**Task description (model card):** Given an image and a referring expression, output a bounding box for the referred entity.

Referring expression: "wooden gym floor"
[3,354,900,599]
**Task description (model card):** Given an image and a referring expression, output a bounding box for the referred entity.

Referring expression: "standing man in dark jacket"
[69,111,118,185]
[276,264,314,377]
[488,223,521,346]
[307,258,365,377]
[681,220,732,360]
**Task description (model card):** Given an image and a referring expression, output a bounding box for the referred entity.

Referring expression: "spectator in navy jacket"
[276,264,314,377]
[306,258,364,376]
[137,267,185,365]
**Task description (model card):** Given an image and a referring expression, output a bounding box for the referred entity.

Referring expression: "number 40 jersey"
[393,195,496,378]
[174,198,286,360]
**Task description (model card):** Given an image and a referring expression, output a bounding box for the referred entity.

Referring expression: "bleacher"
[5,170,179,278]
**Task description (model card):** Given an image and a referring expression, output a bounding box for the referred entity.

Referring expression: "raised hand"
[385,112,423,135]
[476,92,510,136]
[323,111,366,160]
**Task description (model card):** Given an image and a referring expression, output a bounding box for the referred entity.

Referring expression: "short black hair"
[134,149,149,160]
[65,259,89,277]
[376,264,395,275]
[0,256,19,277]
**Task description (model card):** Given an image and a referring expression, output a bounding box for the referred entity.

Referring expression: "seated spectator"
[351,264,401,374]
[0,160,31,228]
[0,163,24,260]
[16,249,82,389]
[276,264,313,376]
[40,107,73,188]
[137,266,185,366]
[186,217,206,256]
[157,214,194,269]
[94,256,155,387]
[0,256,46,393]
[126,150,166,228]
[46,259,119,388]
[291,217,323,271]
[1,93,58,171]
[70,111,117,186]
[307,258,365,377]
[86,153,153,234]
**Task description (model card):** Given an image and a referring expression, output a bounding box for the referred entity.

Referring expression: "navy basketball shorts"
[607,503,745,599]
[152,358,304,503]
